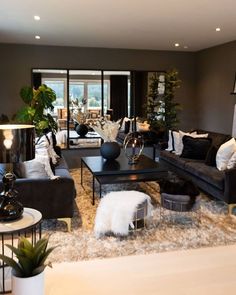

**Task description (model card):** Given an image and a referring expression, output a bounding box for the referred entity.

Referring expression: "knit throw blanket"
[94,190,153,237]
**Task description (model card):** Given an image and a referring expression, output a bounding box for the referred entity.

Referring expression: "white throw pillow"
[191,133,208,138]
[173,131,195,155]
[35,134,59,180]
[166,130,173,151]
[216,138,236,171]
[172,131,182,154]
[46,132,60,164]
[16,160,49,179]
[227,151,236,169]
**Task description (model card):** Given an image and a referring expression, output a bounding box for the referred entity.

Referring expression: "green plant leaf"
[20,86,33,104]
[32,265,46,276]
[18,237,34,252]
[37,247,56,266]
[0,254,23,276]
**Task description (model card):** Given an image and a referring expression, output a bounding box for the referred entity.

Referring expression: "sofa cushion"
[181,136,212,160]
[184,161,224,190]
[216,138,235,171]
[14,160,49,179]
[204,132,232,167]
[160,150,189,169]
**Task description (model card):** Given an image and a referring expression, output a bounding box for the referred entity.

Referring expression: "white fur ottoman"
[94,191,153,237]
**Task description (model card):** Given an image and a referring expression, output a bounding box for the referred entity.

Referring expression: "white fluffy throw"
[94,191,153,237]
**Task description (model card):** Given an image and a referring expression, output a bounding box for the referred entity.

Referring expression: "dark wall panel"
[196,40,236,134]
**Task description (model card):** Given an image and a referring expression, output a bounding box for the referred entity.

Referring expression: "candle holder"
[124,132,144,164]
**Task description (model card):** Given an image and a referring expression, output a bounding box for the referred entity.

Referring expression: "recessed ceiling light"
[35,35,40,40]
[174,43,180,47]
[34,15,40,21]
[216,27,221,32]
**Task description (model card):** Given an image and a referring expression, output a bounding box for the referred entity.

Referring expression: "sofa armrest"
[154,141,168,150]
[224,168,236,204]
[0,177,76,219]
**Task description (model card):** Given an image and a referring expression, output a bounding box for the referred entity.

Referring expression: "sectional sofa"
[159,130,236,213]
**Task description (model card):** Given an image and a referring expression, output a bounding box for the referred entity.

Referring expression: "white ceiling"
[0,0,236,52]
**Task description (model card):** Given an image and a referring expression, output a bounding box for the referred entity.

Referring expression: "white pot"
[12,271,44,295]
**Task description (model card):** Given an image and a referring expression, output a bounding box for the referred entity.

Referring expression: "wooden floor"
[45,244,236,295]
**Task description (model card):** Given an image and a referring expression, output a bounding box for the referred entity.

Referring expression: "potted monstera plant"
[15,84,58,136]
[0,236,55,295]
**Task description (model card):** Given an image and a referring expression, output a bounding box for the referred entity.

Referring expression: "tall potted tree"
[0,236,55,295]
[146,69,182,135]
[15,84,58,136]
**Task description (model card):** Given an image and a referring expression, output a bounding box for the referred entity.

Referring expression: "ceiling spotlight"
[174,43,180,47]
[35,35,41,40]
[216,27,221,32]
[34,15,40,21]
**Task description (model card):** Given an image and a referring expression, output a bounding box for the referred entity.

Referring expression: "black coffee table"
[81,153,168,204]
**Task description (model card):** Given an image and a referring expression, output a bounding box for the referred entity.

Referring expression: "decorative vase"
[75,124,88,137]
[124,132,144,164]
[100,142,121,160]
[12,271,44,295]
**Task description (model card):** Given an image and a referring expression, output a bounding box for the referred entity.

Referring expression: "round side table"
[0,208,42,294]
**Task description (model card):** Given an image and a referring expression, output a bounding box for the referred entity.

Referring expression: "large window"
[33,69,131,149]
[42,77,67,115]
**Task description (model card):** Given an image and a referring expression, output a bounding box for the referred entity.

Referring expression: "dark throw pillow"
[180,135,212,160]
[205,145,218,166]
[205,134,232,167]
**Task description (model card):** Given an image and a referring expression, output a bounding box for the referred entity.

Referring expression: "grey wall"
[196,40,236,134]
[0,43,196,130]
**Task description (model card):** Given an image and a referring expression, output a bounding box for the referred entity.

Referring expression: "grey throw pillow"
[14,160,49,179]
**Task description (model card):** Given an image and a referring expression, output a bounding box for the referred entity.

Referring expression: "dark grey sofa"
[0,157,76,231]
[159,130,236,212]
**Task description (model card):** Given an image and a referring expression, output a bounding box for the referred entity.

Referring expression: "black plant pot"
[75,124,88,137]
[100,142,121,160]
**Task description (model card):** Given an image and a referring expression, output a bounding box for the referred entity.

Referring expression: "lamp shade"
[0,124,35,163]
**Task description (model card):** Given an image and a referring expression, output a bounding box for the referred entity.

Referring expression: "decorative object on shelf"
[15,84,57,136]
[124,132,144,164]
[0,124,35,221]
[0,235,55,295]
[100,141,121,160]
[75,123,88,137]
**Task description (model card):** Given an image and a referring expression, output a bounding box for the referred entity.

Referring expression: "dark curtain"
[110,75,128,121]
[133,71,148,117]
[32,73,42,89]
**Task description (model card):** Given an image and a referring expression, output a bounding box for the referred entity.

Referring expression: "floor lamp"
[0,124,35,221]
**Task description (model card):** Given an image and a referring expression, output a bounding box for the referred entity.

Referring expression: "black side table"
[0,208,42,294]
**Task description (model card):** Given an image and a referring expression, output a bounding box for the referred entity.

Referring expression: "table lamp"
[0,124,35,221]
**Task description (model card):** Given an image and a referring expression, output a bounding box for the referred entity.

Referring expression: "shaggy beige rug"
[44,169,236,263]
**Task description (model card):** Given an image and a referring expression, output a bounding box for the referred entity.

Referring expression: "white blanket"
[94,191,153,237]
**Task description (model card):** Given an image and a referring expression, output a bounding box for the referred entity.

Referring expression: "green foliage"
[0,236,55,278]
[15,84,58,136]
[146,69,182,131]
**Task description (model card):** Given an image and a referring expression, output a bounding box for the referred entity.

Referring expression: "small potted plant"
[0,236,55,295]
